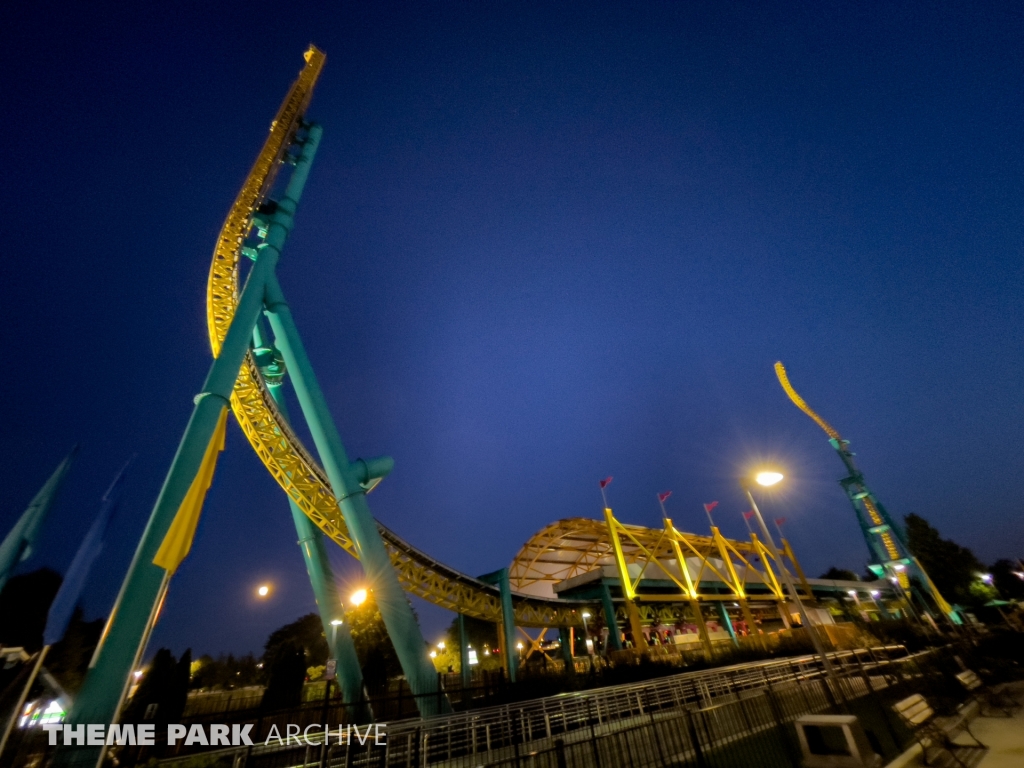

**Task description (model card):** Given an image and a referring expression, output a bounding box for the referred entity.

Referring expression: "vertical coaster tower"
[57,48,447,766]
[774,362,959,624]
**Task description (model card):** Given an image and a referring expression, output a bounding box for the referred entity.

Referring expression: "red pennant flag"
[703,501,719,513]
[775,517,786,526]
[742,510,755,520]
[599,476,613,489]
[658,491,672,503]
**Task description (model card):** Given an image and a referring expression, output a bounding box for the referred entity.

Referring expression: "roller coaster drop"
[59,50,948,757]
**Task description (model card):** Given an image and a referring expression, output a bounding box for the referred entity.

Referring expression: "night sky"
[2,2,1022,658]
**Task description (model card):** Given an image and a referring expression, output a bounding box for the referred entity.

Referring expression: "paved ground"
[887,682,1024,768]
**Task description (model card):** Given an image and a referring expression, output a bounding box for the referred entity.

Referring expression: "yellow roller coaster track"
[205,47,588,628]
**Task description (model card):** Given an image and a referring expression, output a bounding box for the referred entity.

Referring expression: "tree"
[346,593,402,691]
[442,614,503,673]
[819,567,859,581]
[189,652,262,690]
[264,613,328,669]
[0,568,62,651]
[259,642,305,711]
[47,607,105,694]
[990,559,1024,601]
[122,648,191,729]
[905,513,986,606]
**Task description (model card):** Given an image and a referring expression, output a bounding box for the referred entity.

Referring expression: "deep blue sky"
[2,1,1022,657]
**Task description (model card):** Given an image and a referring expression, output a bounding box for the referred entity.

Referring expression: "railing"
[156,645,918,766]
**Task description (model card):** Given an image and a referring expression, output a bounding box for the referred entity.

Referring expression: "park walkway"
[885,681,1024,768]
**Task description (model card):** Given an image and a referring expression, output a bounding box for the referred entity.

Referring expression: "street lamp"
[743,470,843,701]
[350,588,367,607]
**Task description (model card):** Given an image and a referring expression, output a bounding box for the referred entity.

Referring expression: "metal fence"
[147,644,946,768]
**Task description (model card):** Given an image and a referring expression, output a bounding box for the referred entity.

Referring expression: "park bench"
[955,669,1021,717]
[892,694,985,768]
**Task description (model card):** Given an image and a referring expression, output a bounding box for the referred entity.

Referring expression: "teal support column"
[263,273,447,717]
[716,602,739,647]
[600,582,623,651]
[458,613,471,689]
[263,375,369,721]
[558,626,575,674]
[55,127,323,768]
[478,568,517,683]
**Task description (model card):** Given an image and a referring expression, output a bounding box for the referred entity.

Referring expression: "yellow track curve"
[206,48,582,628]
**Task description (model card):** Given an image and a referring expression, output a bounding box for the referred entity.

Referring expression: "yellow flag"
[153,407,229,573]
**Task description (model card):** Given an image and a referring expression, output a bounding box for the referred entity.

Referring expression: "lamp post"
[322,618,343,715]
[743,471,843,703]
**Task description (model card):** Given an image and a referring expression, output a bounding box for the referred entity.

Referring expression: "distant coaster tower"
[774,362,959,624]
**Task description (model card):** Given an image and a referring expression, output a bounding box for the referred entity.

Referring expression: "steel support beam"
[600,582,622,651]
[716,602,738,647]
[263,271,447,717]
[458,613,471,689]
[558,626,575,673]
[264,376,369,721]
[478,568,517,682]
[54,128,324,768]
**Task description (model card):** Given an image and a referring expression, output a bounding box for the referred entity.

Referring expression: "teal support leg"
[264,377,369,721]
[600,582,623,651]
[54,127,323,768]
[478,568,517,683]
[558,626,575,674]
[263,273,447,717]
[458,613,472,690]
[716,602,739,647]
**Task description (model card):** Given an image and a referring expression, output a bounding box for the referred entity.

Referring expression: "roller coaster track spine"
[206,47,583,629]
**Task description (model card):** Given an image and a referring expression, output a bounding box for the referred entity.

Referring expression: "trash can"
[795,714,882,768]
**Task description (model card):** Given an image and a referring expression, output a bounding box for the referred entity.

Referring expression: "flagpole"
[773,518,785,541]
[0,646,49,758]
[657,492,671,525]
[94,570,171,768]
[741,513,754,537]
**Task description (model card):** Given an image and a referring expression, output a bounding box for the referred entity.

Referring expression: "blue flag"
[43,459,130,647]
[0,446,78,594]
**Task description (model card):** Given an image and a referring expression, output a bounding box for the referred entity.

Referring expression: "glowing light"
[330,619,343,626]
[133,670,143,680]
[257,585,270,597]
[516,642,524,650]
[437,641,445,650]
[848,590,857,597]
[755,471,784,487]
[978,573,993,585]
[870,590,880,598]
[582,611,591,619]
[429,651,437,658]
[892,564,906,572]
[350,588,367,607]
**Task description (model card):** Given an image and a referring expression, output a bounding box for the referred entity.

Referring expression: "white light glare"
[755,472,784,487]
